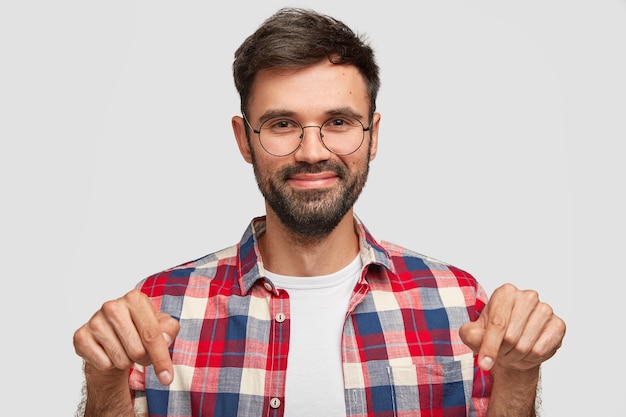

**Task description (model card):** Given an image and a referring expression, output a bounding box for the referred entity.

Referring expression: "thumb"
[460,319,497,371]
[151,313,180,385]
[157,312,180,346]
[459,320,485,354]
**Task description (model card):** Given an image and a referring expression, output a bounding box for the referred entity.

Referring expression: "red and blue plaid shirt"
[129,215,492,416]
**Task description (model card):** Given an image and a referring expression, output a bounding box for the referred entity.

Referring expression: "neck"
[258,208,359,277]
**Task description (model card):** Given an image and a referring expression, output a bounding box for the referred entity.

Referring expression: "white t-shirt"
[265,255,362,417]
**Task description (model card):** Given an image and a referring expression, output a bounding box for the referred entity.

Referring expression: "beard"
[251,148,370,241]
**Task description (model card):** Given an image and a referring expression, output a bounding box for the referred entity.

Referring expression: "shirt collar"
[236,214,394,295]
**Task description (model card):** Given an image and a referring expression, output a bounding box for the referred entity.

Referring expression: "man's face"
[235,60,380,240]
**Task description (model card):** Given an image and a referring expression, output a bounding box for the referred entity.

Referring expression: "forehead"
[247,61,369,119]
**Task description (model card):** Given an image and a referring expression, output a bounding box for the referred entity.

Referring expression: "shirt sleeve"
[128,364,148,416]
[470,281,493,416]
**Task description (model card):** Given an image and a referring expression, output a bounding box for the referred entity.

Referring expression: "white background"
[1,1,624,415]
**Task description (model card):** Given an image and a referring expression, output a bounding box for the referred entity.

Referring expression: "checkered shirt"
[128,215,492,416]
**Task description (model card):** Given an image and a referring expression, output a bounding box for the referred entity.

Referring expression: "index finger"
[124,291,175,385]
[477,285,516,370]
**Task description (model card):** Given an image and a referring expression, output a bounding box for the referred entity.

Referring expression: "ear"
[232,115,253,164]
[368,112,381,161]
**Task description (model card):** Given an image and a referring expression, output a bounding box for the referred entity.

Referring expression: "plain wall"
[2,1,624,415]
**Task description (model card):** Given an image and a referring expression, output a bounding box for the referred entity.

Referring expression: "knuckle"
[87,316,108,335]
[557,317,567,335]
[141,326,163,345]
[521,289,540,305]
[88,357,112,372]
[488,315,508,331]
[125,344,149,363]
[537,302,553,317]
[108,347,135,369]
[498,283,518,294]
[524,288,539,299]
[125,289,145,304]
[73,328,88,349]
[511,337,533,356]
[531,340,553,360]
[101,299,122,318]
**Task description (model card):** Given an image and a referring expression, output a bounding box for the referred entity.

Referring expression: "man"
[73,7,565,417]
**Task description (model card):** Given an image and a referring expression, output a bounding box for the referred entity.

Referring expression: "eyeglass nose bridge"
[299,125,325,141]
[295,125,330,153]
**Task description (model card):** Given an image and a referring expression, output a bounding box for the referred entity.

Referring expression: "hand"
[459,283,566,372]
[73,289,180,385]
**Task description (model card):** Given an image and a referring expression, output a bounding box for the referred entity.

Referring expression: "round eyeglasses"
[243,113,372,157]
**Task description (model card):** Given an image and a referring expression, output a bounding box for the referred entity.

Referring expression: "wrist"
[486,365,541,417]
[83,362,134,417]
[84,362,128,386]
[491,363,540,386]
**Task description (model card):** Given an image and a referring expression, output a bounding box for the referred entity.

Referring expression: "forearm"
[82,363,135,417]
[486,365,540,417]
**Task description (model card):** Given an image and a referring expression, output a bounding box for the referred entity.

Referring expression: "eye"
[263,118,300,133]
[328,118,346,126]
[323,116,359,131]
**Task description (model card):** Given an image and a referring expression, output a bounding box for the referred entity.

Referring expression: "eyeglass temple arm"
[242,113,261,134]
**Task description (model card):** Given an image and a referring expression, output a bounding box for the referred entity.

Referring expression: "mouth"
[287,172,339,189]
[281,162,345,190]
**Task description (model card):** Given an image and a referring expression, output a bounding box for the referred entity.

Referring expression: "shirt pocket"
[371,359,474,416]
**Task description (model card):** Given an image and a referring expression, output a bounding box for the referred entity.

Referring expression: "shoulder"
[372,240,483,298]
[382,240,474,277]
[136,243,241,296]
[371,240,488,315]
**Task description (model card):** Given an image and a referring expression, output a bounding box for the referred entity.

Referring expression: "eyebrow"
[257,107,365,124]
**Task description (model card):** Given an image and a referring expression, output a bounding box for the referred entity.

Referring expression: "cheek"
[344,152,370,170]
[251,156,282,182]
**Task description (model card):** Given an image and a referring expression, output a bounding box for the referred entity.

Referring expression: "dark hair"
[233,7,380,118]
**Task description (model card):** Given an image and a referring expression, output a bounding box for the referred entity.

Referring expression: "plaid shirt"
[129,216,492,416]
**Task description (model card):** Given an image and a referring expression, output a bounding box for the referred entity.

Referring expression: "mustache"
[279,161,346,180]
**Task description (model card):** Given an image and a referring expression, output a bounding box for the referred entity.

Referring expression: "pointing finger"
[124,291,177,385]
[475,284,517,370]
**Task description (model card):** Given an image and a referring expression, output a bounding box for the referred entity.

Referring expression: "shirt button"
[264,282,273,292]
[270,397,281,408]
[275,312,286,323]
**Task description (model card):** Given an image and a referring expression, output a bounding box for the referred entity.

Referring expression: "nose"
[293,125,331,163]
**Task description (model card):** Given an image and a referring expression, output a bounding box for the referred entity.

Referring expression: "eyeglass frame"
[242,112,373,157]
